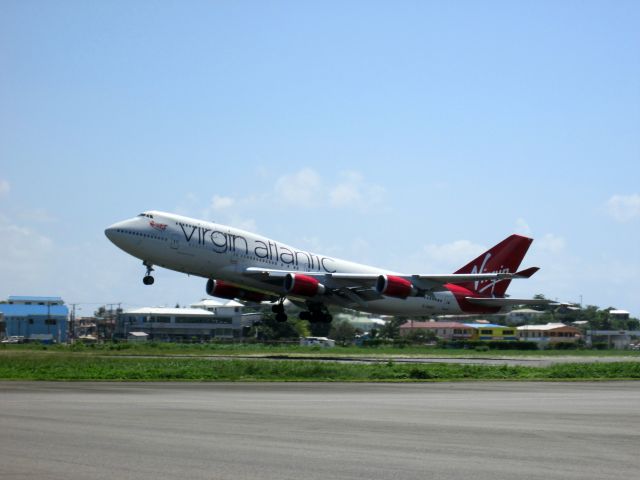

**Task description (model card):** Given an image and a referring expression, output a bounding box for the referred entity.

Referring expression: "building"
[505,308,546,325]
[517,323,582,347]
[0,296,69,343]
[465,323,518,341]
[609,309,630,321]
[116,299,262,341]
[127,331,149,343]
[333,311,387,332]
[399,321,473,340]
[586,329,640,349]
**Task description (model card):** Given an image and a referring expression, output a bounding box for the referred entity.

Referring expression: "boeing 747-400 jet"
[105,211,552,323]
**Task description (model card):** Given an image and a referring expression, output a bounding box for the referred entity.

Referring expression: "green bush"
[550,342,579,350]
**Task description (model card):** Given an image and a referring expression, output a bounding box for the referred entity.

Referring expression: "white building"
[117,299,261,341]
[517,323,582,347]
[505,308,545,325]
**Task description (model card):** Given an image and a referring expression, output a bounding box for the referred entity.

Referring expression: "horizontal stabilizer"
[514,267,539,278]
[465,297,559,307]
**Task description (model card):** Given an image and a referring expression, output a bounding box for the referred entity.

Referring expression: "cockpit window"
[137,213,154,219]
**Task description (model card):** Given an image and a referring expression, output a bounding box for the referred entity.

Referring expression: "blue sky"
[1,1,639,317]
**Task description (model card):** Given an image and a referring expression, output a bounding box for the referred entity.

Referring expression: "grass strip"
[1,353,639,381]
[3,343,640,357]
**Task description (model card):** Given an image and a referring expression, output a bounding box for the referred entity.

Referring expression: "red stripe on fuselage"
[446,283,502,314]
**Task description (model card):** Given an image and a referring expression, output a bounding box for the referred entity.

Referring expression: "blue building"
[0,296,69,343]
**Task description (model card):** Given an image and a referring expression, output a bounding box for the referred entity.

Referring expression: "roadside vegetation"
[0,351,639,381]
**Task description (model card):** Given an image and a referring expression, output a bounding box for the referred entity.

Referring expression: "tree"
[251,314,309,340]
[378,317,408,340]
[329,320,356,344]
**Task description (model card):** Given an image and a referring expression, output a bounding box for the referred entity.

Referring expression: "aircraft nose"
[104,220,128,244]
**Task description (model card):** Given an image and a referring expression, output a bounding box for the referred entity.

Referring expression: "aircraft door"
[170,233,180,250]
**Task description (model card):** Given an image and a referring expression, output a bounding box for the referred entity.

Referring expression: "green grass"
[2,342,639,358]
[1,351,639,381]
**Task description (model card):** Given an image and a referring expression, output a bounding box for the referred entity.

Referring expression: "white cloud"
[273,168,386,212]
[226,215,257,233]
[0,217,55,291]
[210,195,235,211]
[605,194,640,222]
[199,194,259,233]
[537,233,565,254]
[17,208,57,223]
[0,179,9,196]
[423,240,485,266]
[329,171,386,211]
[515,218,532,236]
[275,168,322,207]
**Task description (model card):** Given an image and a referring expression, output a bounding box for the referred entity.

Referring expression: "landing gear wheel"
[142,261,155,285]
[275,312,288,322]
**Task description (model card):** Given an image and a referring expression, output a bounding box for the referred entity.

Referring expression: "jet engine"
[376,275,417,299]
[205,279,269,302]
[284,273,326,297]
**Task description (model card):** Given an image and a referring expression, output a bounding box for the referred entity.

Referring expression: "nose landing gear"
[142,261,155,285]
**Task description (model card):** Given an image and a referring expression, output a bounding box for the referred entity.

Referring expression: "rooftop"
[191,298,244,308]
[464,323,509,329]
[123,307,214,316]
[517,323,576,331]
[7,296,64,303]
[0,303,69,316]
[400,321,471,329]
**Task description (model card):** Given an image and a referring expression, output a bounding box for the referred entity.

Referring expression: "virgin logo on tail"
[453,235,532,297]
[470,252,511,294]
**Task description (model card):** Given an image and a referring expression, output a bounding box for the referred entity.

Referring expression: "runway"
[1,382,638,480]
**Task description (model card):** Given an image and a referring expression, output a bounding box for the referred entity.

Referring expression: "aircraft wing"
[243,267,538,294]
[465,297,566,307]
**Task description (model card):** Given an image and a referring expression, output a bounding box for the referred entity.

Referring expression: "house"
[464,323,518,341]
[517,323,582,346]
[399,321,474,340]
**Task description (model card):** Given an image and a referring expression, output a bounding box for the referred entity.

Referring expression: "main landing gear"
[271,299,288,323]
[142,261,155,285]
[272,299,333,324]
[299,303,333,323]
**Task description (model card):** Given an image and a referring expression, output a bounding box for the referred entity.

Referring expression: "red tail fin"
[455,234,533,296]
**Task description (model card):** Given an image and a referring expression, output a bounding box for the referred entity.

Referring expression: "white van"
[299,336,336,348]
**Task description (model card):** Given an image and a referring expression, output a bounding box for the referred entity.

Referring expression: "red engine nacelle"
[376,275,417,299]
[284,273,326,297]
[206,279,270,302]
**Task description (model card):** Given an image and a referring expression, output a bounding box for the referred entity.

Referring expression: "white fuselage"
[105,211,467,316]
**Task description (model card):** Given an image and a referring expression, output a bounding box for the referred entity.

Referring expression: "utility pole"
[69,303,78,342]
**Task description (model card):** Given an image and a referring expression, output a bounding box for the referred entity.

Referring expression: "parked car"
[1,336,26,344]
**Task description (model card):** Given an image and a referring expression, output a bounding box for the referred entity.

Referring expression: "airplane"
[105,210,554,323]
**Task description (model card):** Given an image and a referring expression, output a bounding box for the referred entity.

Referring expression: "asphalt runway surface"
[1,382,638,480]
